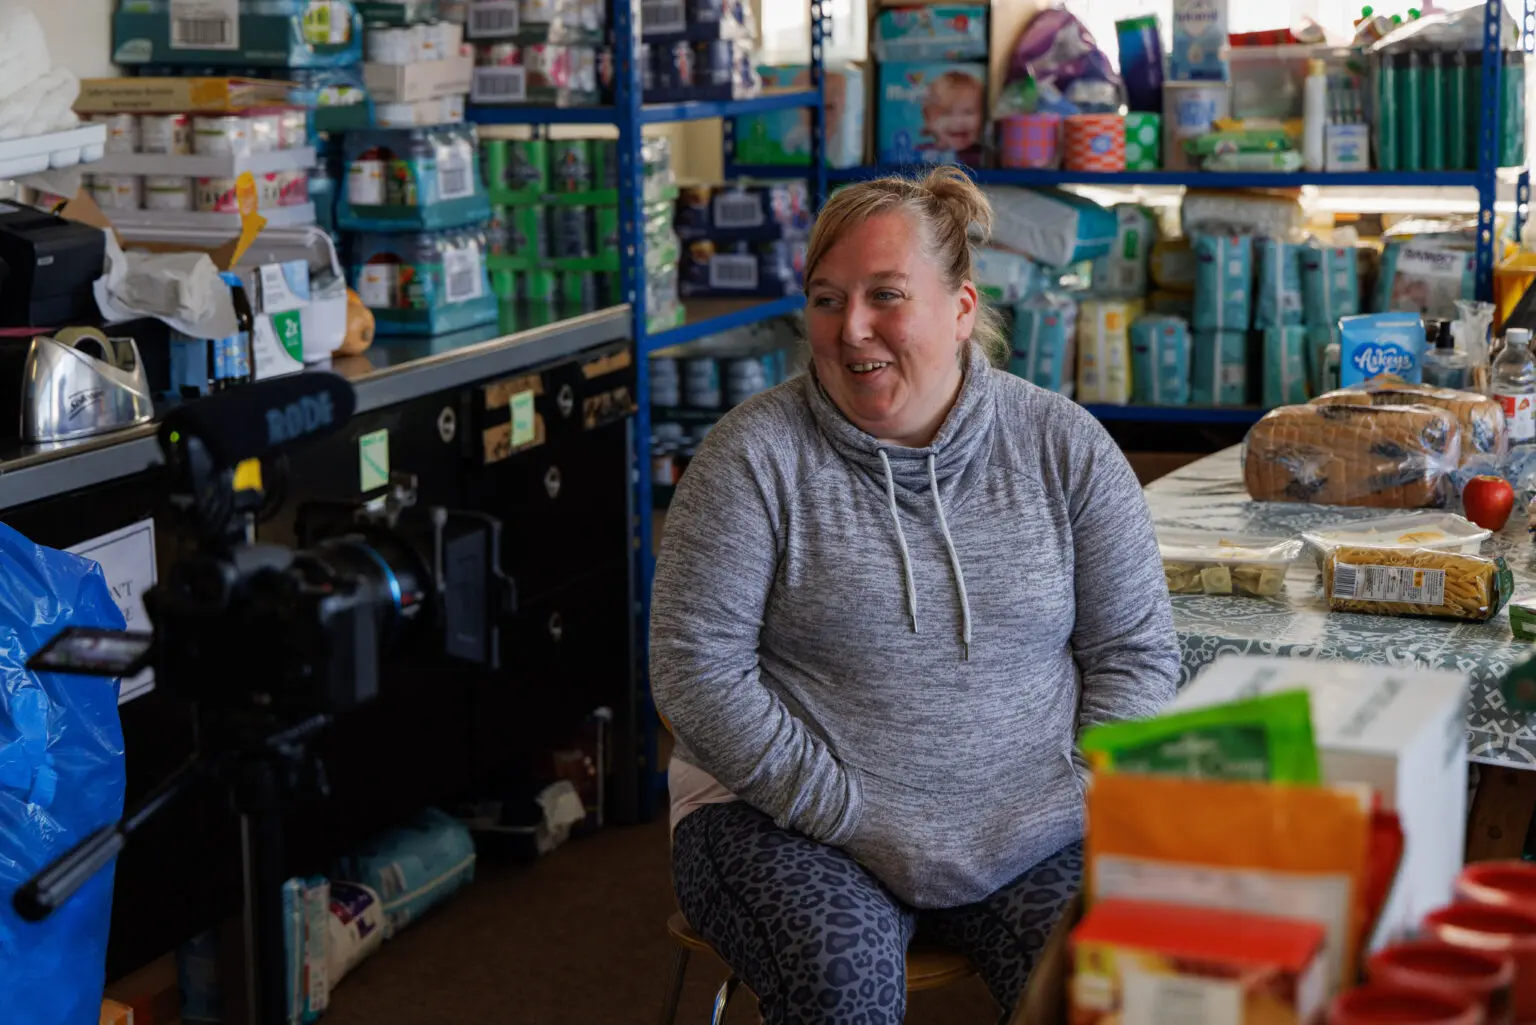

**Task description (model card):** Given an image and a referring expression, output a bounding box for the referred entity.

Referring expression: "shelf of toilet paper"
[0,123,107,180]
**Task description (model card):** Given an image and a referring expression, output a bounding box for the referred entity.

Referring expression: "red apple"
[1463,475,1515,532]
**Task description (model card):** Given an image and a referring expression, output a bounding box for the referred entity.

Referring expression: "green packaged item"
[594,206,620,254]
[1503,51,1527,169]
[1263,325,1309,406]
[1079,690,1322,784]
[506,205,548,260]
[482,139,511,190]
[550,139,593,192]
[1183,130,1292,158]
[1398,50,1423,171]
[520,270,558,304]
[562,271,597,309]
[509,139,550,193]
[1377,52,1399,171]
[1124,112,1161,171]
[1425,51,1446,171]
[1511,594,1536,642]
[491,269,516,301]
[1090,205,1155,299]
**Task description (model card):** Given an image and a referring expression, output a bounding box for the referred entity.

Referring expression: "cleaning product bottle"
[1303,58,1327,172]
[1422,319,1473,389]
[1493,327,1536,445]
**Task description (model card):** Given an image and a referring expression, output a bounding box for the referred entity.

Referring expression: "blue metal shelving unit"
[468,1,827,820]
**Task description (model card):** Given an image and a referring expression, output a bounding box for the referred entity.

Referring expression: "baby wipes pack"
[1192,233,1253,333]
[1131,315,1192,405]
[1339,312,1426,387]
[1009,292,1078,395]
[1077,299,1142,404]
[1192,330,1247,405]
[1301,243,1361,329]
[1254,237,1304,330]
[1263,325,1310,406]
[1090,204,1157,298]
[872,5,988,61]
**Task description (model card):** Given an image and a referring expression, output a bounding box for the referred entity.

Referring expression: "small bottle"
[1422,319,1473,389]
[1303,58,1328,172]
[1493,327,1536,445]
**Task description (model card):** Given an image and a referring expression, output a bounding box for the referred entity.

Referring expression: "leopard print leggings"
[672,801,1083,1024]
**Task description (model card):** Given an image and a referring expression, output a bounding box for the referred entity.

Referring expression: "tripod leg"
[240,760,293,1025]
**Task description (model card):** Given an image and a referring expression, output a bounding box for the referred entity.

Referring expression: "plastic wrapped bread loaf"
[1325,545,1511,621]
[1310,377,1507,464]
[1242,403,1462,508]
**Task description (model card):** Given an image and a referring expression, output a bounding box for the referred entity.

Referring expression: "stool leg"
[658,947,690,1025]
[710,976,741,1025]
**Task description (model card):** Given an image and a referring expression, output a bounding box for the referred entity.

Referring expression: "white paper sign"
[67,519,157,704]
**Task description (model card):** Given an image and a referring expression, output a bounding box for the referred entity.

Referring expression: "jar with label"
[92,175,142,210]
[195,177,240,213]
[139,113,191,155]
[249,112,283,154]
[94,114,138,154]
[348,146,388,207]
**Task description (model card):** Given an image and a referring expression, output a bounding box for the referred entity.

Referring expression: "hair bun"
[920,166,992,247]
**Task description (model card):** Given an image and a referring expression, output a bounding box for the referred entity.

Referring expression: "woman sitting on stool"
[651,167,1178,1024]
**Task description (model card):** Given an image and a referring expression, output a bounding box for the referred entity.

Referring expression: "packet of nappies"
[1192,233,1253,333]
[1192,330,1248,405]
[1301,243,1361,329]
[1089,204,1157,298]
[1305,324,1338,397]
[1263,325,1309,406]
[1131,315,1192,405]
[872,5,989,62]
[1008,291,1078,396]
[1254,237,1305,330]
[1077,299,1141,404]
[974,247,1047,304]
[1375,240,1476,319]
[1339,312,1425,387]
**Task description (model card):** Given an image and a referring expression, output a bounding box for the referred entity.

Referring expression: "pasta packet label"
[1079,690,1321,784]
[1331,563,1446,605]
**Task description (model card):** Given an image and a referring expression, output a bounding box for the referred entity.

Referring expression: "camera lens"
[309,532,429,645]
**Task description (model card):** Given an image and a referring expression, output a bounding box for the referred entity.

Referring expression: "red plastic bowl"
[1459,862,1536,920]
[1367,941,1513,1024]
[1424,903,1536,1023]
[1329,984,1483,1025]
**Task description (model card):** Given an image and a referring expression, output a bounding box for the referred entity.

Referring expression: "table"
[1145,446,1536,770]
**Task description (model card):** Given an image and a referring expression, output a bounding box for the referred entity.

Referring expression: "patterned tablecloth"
[1147,446,1536,769]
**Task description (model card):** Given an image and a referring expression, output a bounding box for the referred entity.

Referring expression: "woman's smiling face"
[805,210,977,448]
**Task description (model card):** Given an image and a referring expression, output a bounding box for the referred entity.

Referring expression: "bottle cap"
[1508,327,1532,345]
[1435,320,1454,349]
[1308,58,1327,76]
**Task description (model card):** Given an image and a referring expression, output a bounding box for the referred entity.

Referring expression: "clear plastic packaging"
[1302,512,1491,571]
[1242,403,1463,508]
[1309,377,1508,465]
[1157,529,1304,598]
[1325,545,1511,621]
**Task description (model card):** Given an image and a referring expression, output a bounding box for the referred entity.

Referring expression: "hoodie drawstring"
[928,454,973,661]
[876,450,973,660]
[877,449,919,634]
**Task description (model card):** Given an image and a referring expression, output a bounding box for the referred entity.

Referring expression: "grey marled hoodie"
[650,345,1178,909]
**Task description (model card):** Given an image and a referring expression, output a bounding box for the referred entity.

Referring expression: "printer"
[0,202,106,328]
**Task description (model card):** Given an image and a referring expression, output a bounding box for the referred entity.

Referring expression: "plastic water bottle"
[1493,327,1536,445]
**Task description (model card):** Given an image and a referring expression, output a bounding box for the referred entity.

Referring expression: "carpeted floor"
[322,816,1000,1025]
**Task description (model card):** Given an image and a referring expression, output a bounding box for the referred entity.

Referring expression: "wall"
[27,0,115,78]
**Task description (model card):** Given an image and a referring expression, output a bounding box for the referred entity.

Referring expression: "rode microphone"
[160,372,357,471]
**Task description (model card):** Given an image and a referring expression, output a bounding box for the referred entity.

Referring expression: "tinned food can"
[550,139,593,192]
[550,204,592,258]
[520,269,559,304]
[95,113,139,154]
[143,175,194,211]
[193,115,252,157]
[91,174,143,210]
[195,177,240,213]
[138,113,191,155]
[248,112,284,154]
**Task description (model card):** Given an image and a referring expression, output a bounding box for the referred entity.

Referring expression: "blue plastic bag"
[0,522,128,1025]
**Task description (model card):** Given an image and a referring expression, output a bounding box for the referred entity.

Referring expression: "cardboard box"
[75,77,295,114]
[1070,899,1328,1025]
[1170,655,1469,947]
[363,56,474,104]
[100,999,135,1025]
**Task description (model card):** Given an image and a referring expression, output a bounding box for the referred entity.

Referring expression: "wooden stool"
[659,910,976,1025]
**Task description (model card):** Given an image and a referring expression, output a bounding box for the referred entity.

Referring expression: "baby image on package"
[878,62,987,166]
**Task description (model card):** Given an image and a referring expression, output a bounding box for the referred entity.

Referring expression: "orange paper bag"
[1087,773,1372,994]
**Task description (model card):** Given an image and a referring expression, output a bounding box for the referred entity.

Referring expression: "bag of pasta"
[1325,545,1513,621]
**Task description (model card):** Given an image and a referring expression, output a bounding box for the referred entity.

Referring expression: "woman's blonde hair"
[804,166,1007,365]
